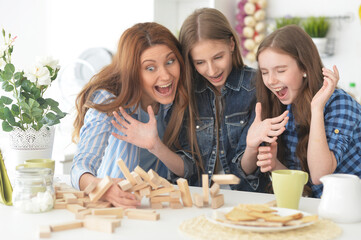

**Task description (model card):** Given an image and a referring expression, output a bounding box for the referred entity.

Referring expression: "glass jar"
[12,168,55,213]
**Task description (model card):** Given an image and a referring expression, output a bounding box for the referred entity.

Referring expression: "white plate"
[207,207,316,233]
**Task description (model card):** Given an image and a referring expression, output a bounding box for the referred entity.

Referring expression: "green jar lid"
[350,82,356,87]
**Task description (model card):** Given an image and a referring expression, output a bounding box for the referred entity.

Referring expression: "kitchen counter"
[0,175,360,240]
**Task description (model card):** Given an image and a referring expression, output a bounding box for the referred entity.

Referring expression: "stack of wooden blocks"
[39,158,240,238]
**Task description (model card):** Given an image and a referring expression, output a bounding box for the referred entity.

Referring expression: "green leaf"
[21,79,32,92]
[31,107,43,118]
[4,63,15,74]
[22,113,32,124]
[45,98,59,107]
[0,108,5,120]
[51,105,66,117]
[4,84,14,92]
[0,96,13,105]
[37,97,47,108]
[13,71,23,80]
[4,107,16,125]
[19,101,31,115]
[46,112,57,121]
[28,98,40,109]
[30,86,41,99]
[2,121,13,132]
[11,104,20,115]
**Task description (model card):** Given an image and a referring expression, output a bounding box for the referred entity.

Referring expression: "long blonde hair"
[72,22,188,150]
[178,8,245,173]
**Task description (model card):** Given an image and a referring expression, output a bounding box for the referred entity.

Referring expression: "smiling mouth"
[274,87,288,98]
[155,81,173,96]
[208,72,223,82]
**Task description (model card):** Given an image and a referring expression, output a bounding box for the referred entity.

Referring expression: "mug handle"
[16,164,26,170]
[304,172,309,184]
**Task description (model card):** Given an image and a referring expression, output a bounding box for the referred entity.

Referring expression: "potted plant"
[0,29,66,171]
[302,16,330,55]
[275,16,301,29]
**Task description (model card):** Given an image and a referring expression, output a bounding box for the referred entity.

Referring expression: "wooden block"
[211,194,224,209]
[169,190,181,199]
[211,174,240,185]
[149,187,175,198]
[126,209,160,221]
[130,182,149,192]
[124,209,156,216]
[210,183,220,197]
[39,225,51,238]
[85,201,111,209]
[148,169,162,188]
[56,190,85,199]
[84,181,98,195]
[134,191,142,201]
[86,214,119,219]
[54,201,66,209]
[83,217,120,233]
[176,178,193,207]
[159,177,172,188]
[139,186,151,197]
[131,171,144,185]
[89,176,113,202]
[134,166,158,189]
[118,179,133,191]
[66,204,86,214]
[50,221,84,232]
[150,202,163,209]
[91,207,123,218]
[63,193,78,204]
[150,196,172,203]
[202,174,209,205]
[193,193,204,208]
[75,209,92,219]
[117,158,137,185]
[169,200,183,209]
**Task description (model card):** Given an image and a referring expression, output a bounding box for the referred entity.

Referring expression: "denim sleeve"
[170,150,197,181]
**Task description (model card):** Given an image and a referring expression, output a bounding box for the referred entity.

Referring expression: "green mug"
[16,158,55,174]
[271,169,308,209]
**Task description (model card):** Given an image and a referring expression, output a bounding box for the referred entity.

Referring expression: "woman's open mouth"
[155,81,174,96]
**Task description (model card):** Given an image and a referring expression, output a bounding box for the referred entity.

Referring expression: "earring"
[303,73,307,78]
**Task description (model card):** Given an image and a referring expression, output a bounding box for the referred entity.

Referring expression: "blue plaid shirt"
[283,88,361,198]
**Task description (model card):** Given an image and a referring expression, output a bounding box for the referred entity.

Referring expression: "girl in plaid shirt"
[244,25,361,198]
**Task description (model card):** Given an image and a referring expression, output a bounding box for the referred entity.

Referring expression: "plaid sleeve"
[323,89,361,164]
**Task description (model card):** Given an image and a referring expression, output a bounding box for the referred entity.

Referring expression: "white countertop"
[0,175,360,240]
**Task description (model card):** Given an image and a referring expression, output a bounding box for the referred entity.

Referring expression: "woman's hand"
[111,106,160,151]
[311,65,339,111]
[246,102,289,149]
[256,142,278,172]
[101,178,140,208]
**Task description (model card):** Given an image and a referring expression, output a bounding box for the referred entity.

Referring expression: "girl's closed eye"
[261,71,268,75]
[195,60,204,65]
[214,55,223,60]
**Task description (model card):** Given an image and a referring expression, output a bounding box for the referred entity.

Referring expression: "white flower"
[36,56,59,70]
[0,58,5,70]
[24,64,51,86]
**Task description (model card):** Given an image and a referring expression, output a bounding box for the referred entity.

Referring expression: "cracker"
[301,215,319,223]
[246,204,278,213]
[225,208,257,222]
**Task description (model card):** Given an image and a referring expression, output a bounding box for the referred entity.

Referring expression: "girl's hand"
[111,106,160,151]
[101,178,140,208]
[256,142,278,172]
[246,102,289,149]
[311,65,339,111]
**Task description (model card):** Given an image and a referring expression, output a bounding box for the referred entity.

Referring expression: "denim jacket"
[172,66,269,192]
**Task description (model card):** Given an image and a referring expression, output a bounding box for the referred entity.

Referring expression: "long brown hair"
[178,8,245,174]
[72,22,188,151]
[255,25,324,195]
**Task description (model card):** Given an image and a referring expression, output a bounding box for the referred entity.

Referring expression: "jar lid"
[350,82,356,87]
[15,167,52,177]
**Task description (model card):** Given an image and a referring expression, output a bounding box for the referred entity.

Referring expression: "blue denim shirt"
[172,66,269,192]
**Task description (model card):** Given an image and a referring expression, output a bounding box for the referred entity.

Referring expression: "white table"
[1,176,360,240]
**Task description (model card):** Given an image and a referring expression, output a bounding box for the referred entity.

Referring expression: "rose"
[0,29,66,132]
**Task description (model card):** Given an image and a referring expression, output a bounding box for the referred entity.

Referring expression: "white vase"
[6,126,55,185]
[312,38,328,56]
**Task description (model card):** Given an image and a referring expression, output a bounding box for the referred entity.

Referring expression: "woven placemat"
[179,215,342,240]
